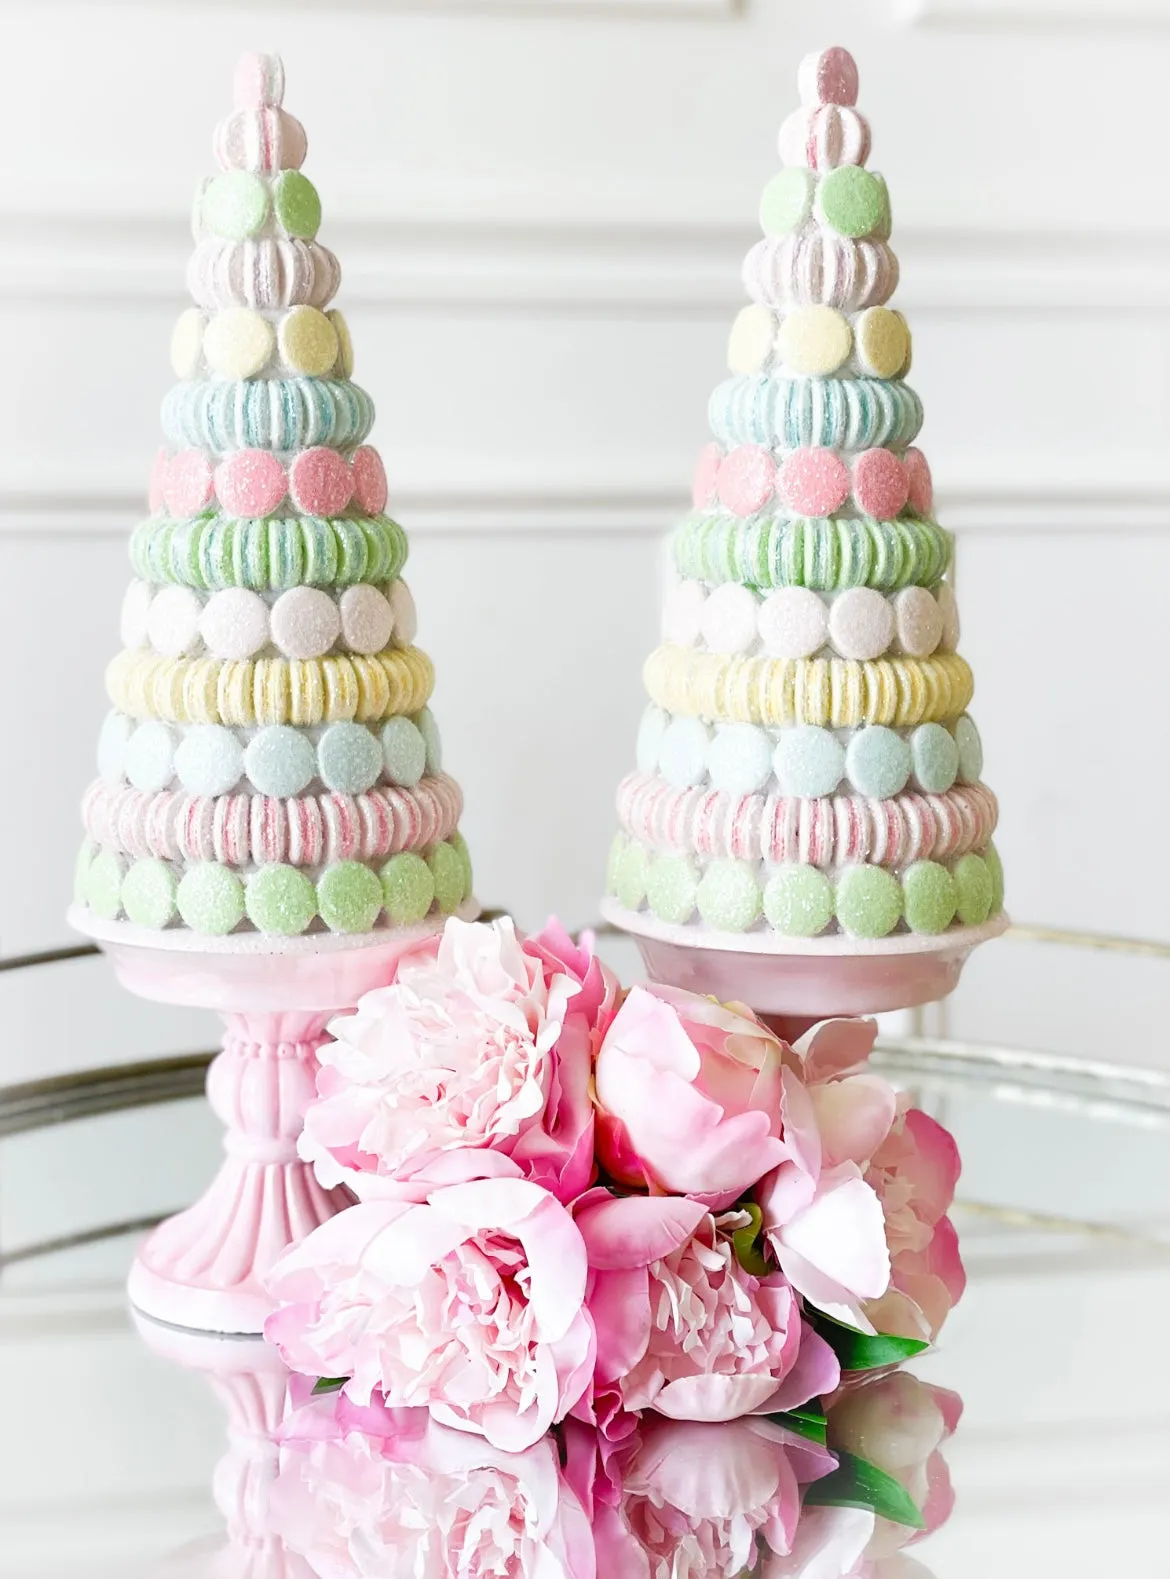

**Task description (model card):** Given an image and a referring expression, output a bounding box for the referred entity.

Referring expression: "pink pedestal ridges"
[75,909,468,1333]
[603,45,1008,1016]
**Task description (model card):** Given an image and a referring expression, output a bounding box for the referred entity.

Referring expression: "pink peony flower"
[299,916,615,1204]
[264,1176,596,1451]
[575,1191,839,1424]
[593,986,794,1208]
[272,1400,596,1579]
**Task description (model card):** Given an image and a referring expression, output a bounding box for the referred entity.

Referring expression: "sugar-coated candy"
[699,582,758,654]
[692,442,723,508]
[214,106,307,176]
[902,861,957,935]
[904,448,934,514]
[98,711,134,783]
[381,716,426,788]
[779,447,850,516]
[853,449,909,520]
[846,725,910,798]
[246,864,317,936]
[727,305,776,375]
[816,166,885,240]
[147,585,204,657]
[828,586,895,660]
[272,170,321,239]
[759,168,815,237]
[776,305,852,376]
[716,445,776,516]
[893,586,943,657]
[778,104,871,173]
[985,842,1005,913]
[199,587,269,659]
[615,841,651,911]
[953,714,983,782]
[74,841,94,904]
[414,707,442,774]
[696,859,761,933]
[381,851,435,924]
[659,716,710,789]
[709,372,922,455]
[647,854,698,926]
[388,580,418,646]
[744,232,896,314]
[339,584,394,654]
[176,862,246,935]
[911,722,960,793]
[170,309,205,377]
[234,52,285,110]
[271,585,341,659]
[121,859,178,929]
[203,308,275,378]
[606,834,626,898]
[430,842,466,914]
[954,853,993,925]
[289,446,354,516]
[125,720,177,793]
[202,171,270,241]
[164,450,214,518]
[773,725,844,798]
[663,580,706,648]
[318,861,383,934]
[451,831,473,900]
[936,584,960,652]
[330,310,354,377]
[350,447,387,514]
[798,46,859,108]
[708,723,772,795]
[854,307,910,378]
[120,580,152,649]
[174,724,245,796]
[279,306,340,376]
[758,586,828,659]
[85,851,126,920]
[189,236,338,312]
[835,865,902,939]
[764,866,833,937]
[216,449,287,517]
[636,705,669,773]
[163,374,373,454]
[244,725,316,797]
[318,722,383,794]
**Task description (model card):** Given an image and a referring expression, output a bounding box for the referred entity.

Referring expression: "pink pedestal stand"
[70,905,470,1334]
[601,897,1008,1023]
[133,1313,310,1578]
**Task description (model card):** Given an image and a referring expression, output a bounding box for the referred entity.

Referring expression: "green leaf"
[311,1376,349,1396]
[764,1406,828,1444]
[731,1201,770,1277]
[810,1310,929,1371]
[804,1449,926,1529]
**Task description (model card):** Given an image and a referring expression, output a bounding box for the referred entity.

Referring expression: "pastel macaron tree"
[603,46,1007,1021]
[69,52,477,1334]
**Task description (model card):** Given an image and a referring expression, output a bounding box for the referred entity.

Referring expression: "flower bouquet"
[264,916,964,1467]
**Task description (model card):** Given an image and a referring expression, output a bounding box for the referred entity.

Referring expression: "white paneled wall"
[1,0,1169,1080]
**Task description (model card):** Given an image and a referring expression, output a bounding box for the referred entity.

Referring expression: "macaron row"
[194,168,323,244]
[776,101,871,175]
[636,706,983,800]
[162,376,374,455]
[728,303,911,381]
[709,374,923,456]
[83,772,463,872]
[694,441,932,521]
[149,442,385,521]
[743,233,898,315]
[187,237,341,314]
[617,770,998,872]
[607,835,1003,941]
[131,512,408,594]
[120,578,416,662]
[97,710,440,798]
[760,164,890,244]
[76,840,472,937]
[170,304,353,382]
[662,579,958,662]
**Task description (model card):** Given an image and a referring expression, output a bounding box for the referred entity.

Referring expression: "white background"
[2,0,1170,1079]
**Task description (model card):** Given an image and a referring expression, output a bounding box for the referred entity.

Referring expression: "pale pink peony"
[299,916,615,1204]
[593,986,794,1208]
[575,1191,839,1424]
[264,1176,596,1451]
[272,1399,596,1579]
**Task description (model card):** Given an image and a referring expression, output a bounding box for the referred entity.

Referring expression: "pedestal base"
[601,898,1008,1016]
[71,906,471,1333]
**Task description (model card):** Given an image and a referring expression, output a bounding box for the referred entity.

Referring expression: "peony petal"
[653,1372,784,1422]
[776,1170,891,1302]
[596,988,702,1085]
[794,1016,879,1082]
[758,1324,841,1414]
[574,1193,707,1270]
[811,1074,898,1169]
[588,1267,652,1382]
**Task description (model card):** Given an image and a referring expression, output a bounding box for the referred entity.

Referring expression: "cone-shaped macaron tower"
[68,54,476,1334]
[603,47,1006,1016]
[72,53,472,943]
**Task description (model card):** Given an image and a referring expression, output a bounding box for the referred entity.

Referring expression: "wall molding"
[902,0,1169,26]
[3,214,1168,313]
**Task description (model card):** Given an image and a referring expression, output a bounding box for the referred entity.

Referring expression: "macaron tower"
[603,47,1005,1014]
[72,52,472,943]
[68,54,475,1334]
